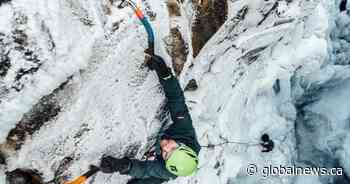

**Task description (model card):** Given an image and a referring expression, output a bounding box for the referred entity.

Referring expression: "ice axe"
[118,0,155,55]
[63,165,100,184]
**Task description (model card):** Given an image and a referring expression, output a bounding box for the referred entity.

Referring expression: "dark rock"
[57,75,73,90]
[340,0,347,12]
[8,27,44,92]
[273,78,280,94]
[6,168,43,184]
[0,53,11,77]
[123,142,142,158]
[221,5,249,42]
[12,29,28,49]
[258,1,278,26]
[11,48,42,91]
[0,151,6,165]
[7,92,61,150]
[80,17,94,26]
[0,33,11,77]
[146,11,157,21]
[14,12,28,25]
[55,156,74,176]
[0,0,11,6]
[273,18,295,26]
[184,79,198,91]
[112,19,124,32]
[14,64,41,81]
[214,161,220,169]
[39,20,56,52]
[239,46,268,65]
[73,123,90,139]
[165,28,188,75]
[167,0,181,17]
[192,0,228,57]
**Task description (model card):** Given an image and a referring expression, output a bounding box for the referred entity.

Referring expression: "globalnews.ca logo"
[247,164,344,177]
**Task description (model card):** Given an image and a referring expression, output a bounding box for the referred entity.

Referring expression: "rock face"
[292,66,350,184]
[0,33,11,77]
[184,79,198,91]
[0,152,5,165]
[6,91,61,150]
[166,0,181,17]
[165,0,189,75]
[340,0,347,11]
[6,168,43,184]
[191,0,228,57]
[0,0,11,6]
[165,27,188,76]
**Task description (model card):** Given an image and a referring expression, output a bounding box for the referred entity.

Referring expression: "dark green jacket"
[128,74,201,180]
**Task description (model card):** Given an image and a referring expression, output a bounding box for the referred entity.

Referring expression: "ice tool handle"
[63,165,100,184]
[120,0,155,54]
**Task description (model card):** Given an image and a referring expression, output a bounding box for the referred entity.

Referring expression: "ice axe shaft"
[64,165,100,184]
[118,0,155,55]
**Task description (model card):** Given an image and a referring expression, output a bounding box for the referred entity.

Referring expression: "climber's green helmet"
[165,144,199,176]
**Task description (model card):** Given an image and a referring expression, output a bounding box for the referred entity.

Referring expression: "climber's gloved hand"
[100,156,131,174]
[144,49,172,79]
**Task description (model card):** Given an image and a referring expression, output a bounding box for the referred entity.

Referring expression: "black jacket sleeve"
[128,159,176,180]
[158,76,188,124]
[158,75,201,153]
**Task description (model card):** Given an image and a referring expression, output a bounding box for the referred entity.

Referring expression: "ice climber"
[99,52,201,184]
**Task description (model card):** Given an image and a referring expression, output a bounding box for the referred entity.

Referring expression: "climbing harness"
[119,0,155,55]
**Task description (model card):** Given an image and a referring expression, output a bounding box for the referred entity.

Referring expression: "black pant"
[127,178,167,184]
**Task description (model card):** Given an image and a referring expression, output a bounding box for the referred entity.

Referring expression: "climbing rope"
[201,140,260,149]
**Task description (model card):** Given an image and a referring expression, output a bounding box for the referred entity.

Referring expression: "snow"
[1,0,350,184]
[0,169,5,184]
[0,0,105,142]
[0,5,13,34]
[0,31,99,141]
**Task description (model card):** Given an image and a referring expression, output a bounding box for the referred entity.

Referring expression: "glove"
[144,49,172,79]
[100,156,131,174]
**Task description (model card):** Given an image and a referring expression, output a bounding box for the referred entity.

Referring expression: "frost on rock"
[191,0,228,57]
[290,1,350,183]
[292,66,350,184]
[6,85,61,151]
[164,27,188,75]
[0,0,102,143]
